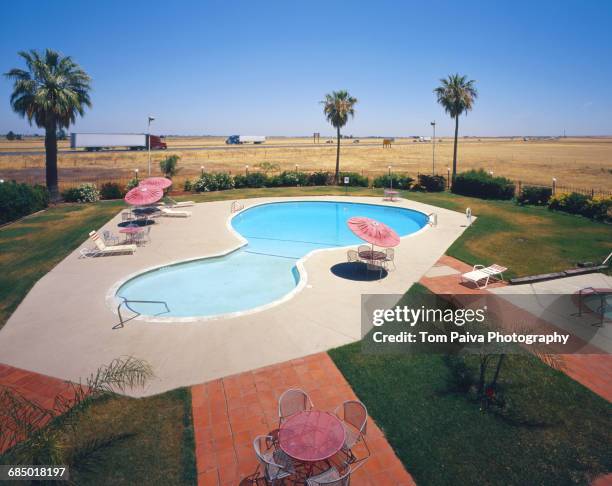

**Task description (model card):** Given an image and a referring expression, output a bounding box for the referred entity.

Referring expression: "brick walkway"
[0,363,77,453]
[419,255,612,402]
[192,353,415,486]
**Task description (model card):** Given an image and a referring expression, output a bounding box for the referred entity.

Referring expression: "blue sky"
[1,0,611,137]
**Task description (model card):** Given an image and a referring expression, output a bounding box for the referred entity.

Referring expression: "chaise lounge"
[460,264,507,289]
[81,230,137,257]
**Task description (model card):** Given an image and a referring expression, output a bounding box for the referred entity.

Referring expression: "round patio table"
[278,410,345,463]
[119,226,143,244]
[358,250,386,262]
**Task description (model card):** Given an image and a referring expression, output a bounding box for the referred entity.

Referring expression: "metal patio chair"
[278,388,314,424]
[333,400,370,464]
[253,435,296,485]
[306,461,366,486]
[383,248,396,270]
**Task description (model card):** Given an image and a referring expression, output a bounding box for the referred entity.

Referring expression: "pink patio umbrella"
[347,217,400,260]
[124,184,163,206]
[139,176,172,190]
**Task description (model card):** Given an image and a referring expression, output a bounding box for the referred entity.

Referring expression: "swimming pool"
[115,201,428,319]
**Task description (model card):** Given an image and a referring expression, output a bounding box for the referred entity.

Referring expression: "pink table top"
[119,226,143,234]
[278,410,345,462]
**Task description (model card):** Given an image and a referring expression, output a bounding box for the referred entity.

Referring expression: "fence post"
[552,178,556,195]
[517,180,522,196]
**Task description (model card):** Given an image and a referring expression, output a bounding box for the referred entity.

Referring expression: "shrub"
[183,179,193,192]
[234,172,269,188]
[372,174,414,190]
[452,169,515,200]
[308,171,333,186]
[0,181,49,225]
[193,172,235,192]
[418,174,446,192]
[125,177,139,191]
[99,182,124,200]
[516,186,552,206]
[548,192,612,221]
[159,154,180,177]
[61,183,100,203]
[337,172,369,187]
[270,171,309,187]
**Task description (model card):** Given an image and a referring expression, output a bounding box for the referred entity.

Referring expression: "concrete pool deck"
[0,196,469,396]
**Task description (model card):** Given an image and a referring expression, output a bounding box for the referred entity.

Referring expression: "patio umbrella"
[347,216,400,248]
[124,184,163,206]
[139,177,172,190]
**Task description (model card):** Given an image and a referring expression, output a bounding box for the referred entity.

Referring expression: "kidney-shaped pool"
[115,201,428,319]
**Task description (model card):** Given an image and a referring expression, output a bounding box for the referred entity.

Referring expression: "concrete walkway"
[192,352,415,486]
[0,196,468,396]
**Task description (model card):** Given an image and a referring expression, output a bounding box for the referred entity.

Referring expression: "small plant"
[125,177,139,191]
[0,357,153,470]
[183,179,193,192]
[517,186,552,206]
[159,155,180,178]
[61,183,100,203]
[99,182,124,200]
[256,162,280,174]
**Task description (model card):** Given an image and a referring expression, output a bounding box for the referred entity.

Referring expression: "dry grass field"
[1,136,611,192]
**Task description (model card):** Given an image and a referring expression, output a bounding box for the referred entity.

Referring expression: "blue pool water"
[116,201,428,318]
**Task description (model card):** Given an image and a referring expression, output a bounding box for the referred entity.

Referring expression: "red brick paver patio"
[0,363,78,453]
[192,353,415,486]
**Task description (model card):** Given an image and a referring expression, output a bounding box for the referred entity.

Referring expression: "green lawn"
[1,387,196,485]
[329,288,612,486]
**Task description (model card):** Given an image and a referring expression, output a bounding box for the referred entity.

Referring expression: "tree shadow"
[330,262,388,281]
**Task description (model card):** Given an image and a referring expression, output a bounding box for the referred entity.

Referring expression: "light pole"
[447,166,450,189]
[245,165,249,176]
[147,116,155,176]
[134,168,139,182]
[295,164,299,173]
[200,166,205,177]
[388,165,392,190]
[430,121,436,174]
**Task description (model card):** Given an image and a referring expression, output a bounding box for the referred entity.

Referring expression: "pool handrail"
[115,296,170,329]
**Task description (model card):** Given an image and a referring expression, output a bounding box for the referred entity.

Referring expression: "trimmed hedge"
[548,192,611,221]
[452,169,515,200]
[99,182,125,200]
[338,172,369,187]
[372,174,414,190]
[234,172,269,188]
[417,174,446,192]
[61,183,100,203]
[517,186,552,206]
[0,181,50,225]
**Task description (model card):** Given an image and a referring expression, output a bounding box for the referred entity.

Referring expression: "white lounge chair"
[159,197,194,208]
[460,264,507,289]
[160,207,191,217]
[81,230,136,257]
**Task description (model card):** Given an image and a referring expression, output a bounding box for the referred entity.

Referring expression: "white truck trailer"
[225,135,266,144]
[70,133,167,151]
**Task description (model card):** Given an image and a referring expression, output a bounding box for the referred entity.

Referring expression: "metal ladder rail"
[576,287,610,327]
[115,297,170,329]
[427,212,438,227]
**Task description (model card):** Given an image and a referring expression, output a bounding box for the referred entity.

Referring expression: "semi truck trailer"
[70,133,167,151]
[225,135,266,144]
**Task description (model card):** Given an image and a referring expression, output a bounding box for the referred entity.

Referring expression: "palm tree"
[5,49,92,200]
[321,90,357,183]
[434,74,477,185]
